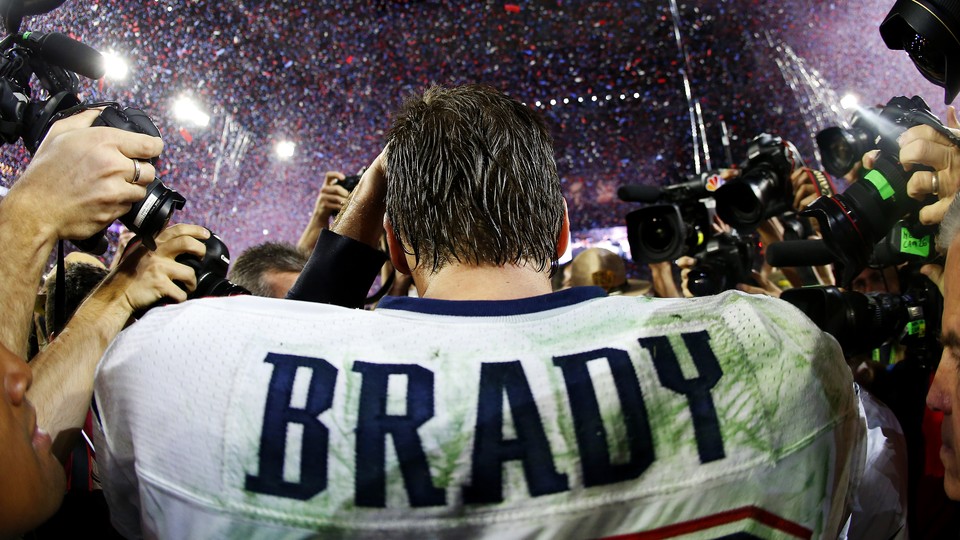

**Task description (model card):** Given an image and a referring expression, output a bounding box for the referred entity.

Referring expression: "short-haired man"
[228,241,307,298]
[94,85,865,538]
[927,197,960,500]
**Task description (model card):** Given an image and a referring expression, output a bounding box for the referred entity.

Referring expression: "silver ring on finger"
[932,172,940,197]
[129,158,142,184]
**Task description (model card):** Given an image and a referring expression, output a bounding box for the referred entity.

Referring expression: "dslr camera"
[802,95,960,283]
[714,133,805,231]
[177,231,249,299]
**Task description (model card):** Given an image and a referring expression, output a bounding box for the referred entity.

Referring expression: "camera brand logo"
[704,174,725,192]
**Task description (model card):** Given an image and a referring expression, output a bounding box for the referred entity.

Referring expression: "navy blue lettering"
[553,348,654,486]
[463,361,568,503]
[639,331,725,463]
[353,362,445,507]
[245,353,337,500]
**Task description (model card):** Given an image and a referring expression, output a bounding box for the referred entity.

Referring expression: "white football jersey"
[93,288,865,539]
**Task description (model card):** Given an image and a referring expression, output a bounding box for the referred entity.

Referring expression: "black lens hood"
[881,0,960,103]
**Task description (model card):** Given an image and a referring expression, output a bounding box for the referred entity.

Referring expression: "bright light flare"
[275,140,296,159]
[840,93,859,110]
[101,51,128,80]
[173,96,210,127]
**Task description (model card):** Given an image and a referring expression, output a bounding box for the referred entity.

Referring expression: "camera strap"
[807,169,837,198]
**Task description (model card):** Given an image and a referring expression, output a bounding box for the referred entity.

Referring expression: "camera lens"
[174,232,249,299]
[120,179,186,250]
[881,0,960,103]
[816,126,876,177]
[640,215,674,253]
[781,286,907,356]
[905,33,947,83]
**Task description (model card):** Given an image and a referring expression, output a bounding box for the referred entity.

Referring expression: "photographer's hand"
[0,108,162,358]
[297,171,350,254]
[676,256,696,298]
[866,105,960,225]
[108,224,209,311]
[791,168,821,211]
[27,223,207,459]
[736,271,783,298]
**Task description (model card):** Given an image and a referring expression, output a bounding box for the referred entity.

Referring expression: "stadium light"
[840,93,859,110]
[101,51,128,80]
[275,140,296,159]
[173,96,210,127]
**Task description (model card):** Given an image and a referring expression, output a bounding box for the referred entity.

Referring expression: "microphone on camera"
[617,184,663,203]
[21,31,104,79]
[765,240,836,267]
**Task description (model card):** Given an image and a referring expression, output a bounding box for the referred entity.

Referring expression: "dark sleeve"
[285,229,388,308]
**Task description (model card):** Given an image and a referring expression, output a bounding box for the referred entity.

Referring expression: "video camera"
[621,172,758,296]
[621,171,719,264]
[0,0,184,252]
[781,266,942,364]
[802,95,960,283]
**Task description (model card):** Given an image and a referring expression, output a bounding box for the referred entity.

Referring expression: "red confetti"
[504,4,520,13]
[346,55,354,64]
[179,127,193,143]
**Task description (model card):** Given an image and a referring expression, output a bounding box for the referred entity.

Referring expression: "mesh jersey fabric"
[93,287,865,540]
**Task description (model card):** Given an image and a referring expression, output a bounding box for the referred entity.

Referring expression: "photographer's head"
[228,241,306,298]
[384,84,568,280]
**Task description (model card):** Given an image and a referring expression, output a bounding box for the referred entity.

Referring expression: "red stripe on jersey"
[599,506,812,539]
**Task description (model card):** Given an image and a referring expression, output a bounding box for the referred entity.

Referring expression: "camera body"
[686,233,758,297]
[802,96,958,283]
[69,106,185,253]
[0,23,185,253]
[714,133,804,231]
[338,174,362,192]
[175,231,249,299]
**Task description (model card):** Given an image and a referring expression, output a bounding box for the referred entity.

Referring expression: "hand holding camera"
[107,224,209,312]
[5,107,163,243]
[898,105,960,224]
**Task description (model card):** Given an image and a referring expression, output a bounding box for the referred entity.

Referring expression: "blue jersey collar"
[376,286,607,317]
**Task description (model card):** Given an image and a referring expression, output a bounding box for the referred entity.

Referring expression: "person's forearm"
[27,279,130,458]
[0,189,58,358]
[332,173,386,248]
[297,213,328,255]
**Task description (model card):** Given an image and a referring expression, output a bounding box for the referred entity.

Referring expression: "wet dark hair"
[385,84,565,273]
